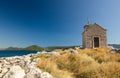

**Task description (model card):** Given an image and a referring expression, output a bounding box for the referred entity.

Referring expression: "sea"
[0,50,38,58]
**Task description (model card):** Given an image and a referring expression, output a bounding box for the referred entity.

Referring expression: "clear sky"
[0,0,120,48]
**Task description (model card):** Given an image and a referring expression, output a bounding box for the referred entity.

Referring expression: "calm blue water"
[0,50,38,57]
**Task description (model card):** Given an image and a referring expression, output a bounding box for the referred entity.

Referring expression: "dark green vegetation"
[5,45,44,51]
[5,45,80,51]
[45,46,79,51]
[23,45,44,51]
[5,44,120,51]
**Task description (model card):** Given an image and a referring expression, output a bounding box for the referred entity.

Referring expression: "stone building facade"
[82,23,107,48]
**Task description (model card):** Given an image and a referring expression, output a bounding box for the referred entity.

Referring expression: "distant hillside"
[108,44,120,48]
[45,46,80,51]
[23,45,44,51]
[5,44,120,51]
[6,47,23,50]
[5,45,81,51]
[5,45,44,51]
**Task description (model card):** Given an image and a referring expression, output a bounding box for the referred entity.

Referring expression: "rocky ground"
[0,46,119,78]
[0,52,53,78]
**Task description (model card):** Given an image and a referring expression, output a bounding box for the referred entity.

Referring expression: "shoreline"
[0,50,38,58]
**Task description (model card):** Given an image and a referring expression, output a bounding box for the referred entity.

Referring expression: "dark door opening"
[94,37,99,47]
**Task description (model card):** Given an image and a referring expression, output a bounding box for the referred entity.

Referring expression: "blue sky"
[0,0,120,48]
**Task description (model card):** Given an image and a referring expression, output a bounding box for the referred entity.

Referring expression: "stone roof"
[84,23,107,31]
[82,23,107,35]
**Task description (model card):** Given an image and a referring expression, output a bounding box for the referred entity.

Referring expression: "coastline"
[0,50,38,58]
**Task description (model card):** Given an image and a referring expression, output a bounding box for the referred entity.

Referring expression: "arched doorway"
[94,37,99,47]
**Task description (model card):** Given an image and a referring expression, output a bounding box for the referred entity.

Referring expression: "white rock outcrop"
[0,52,54,78]
[3,65,25,78]
[25,65,42,78]
[41,72,53,78]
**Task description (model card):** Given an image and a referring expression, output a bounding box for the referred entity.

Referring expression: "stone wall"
[82,23,107,48]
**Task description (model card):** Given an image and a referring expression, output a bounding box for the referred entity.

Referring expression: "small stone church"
[82,23,107,48]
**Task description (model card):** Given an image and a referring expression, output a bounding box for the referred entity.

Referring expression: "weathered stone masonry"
[82,23,107,48]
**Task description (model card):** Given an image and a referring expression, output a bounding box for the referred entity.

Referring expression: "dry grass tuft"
[35,47,120,78]
[36,57,74,78]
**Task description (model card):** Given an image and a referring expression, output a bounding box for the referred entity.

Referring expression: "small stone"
[41,72,53,78]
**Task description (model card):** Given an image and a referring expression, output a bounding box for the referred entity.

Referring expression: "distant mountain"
[5,44,120,51]
[108,44,120,48]
[5,45,44,51]
[6,47,23,50]
[0,48,5,50]
[45,45,80,51]
[23,45,44,51]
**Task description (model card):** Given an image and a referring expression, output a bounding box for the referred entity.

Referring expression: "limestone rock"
[3,65,25,78]
[41,72,53,78]
[24,65,42,78]
[50,51,60,56]
[0,52,53,78]
[69,49,78,54]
